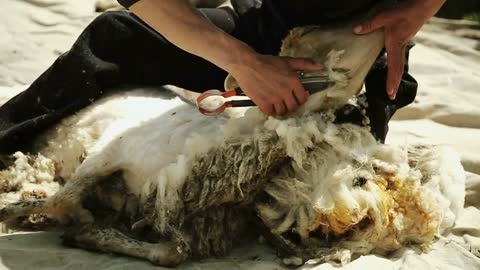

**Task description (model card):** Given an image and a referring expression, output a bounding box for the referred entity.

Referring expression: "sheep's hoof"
[148,244,186,267]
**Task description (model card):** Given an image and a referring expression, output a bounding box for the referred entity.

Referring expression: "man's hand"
[228,54,324,116]
[353,0,445,100]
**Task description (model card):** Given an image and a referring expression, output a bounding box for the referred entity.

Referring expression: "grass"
[464,13,480,23]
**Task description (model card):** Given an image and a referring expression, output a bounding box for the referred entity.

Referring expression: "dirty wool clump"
[0,152,59,232]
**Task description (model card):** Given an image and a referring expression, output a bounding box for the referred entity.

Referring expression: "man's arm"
[354,0,446,100]
[128,0,323,115]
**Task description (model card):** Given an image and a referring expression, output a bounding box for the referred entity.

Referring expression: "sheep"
[0,22,465,267]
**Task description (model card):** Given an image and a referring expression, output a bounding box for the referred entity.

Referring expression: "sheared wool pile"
[0,152,58,209]
[0,152,59,232]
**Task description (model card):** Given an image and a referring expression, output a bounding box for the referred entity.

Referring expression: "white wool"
[221,108,267,137]
[143,154,192,232]
[407,146,466,231]
[138,108,267,227]
[33,89,185,181]
[264,115,323,166]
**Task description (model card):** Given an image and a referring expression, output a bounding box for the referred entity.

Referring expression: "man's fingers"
[385,41,406,100]
[353,13,389,35]
[283,77,308,112]
[284,98,298,113]
[284,57,324,72]
[250,93,274,116]
[291,78,309,104]
[292,87,309,106]
[281,90,301,113]
[256,98,274,116]
[273,100,287,116]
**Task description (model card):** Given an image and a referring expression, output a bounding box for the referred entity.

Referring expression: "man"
[0,0,445,154]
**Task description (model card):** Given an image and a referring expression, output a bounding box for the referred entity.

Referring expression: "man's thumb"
[353,14,387,35]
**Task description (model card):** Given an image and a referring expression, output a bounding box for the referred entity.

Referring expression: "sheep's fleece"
[0,24,466,267]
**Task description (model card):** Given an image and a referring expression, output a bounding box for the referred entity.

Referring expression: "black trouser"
[0,5,417,154]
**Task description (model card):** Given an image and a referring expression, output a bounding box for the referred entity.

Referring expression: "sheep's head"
[255,115,465,261]
[280,25,384,113]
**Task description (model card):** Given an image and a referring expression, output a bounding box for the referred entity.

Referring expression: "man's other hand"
[353,0,446,100]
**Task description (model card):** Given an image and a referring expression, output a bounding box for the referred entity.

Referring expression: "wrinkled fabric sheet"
[1,0,480,269]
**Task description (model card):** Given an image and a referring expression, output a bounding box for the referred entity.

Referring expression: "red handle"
[196,88,247,116]
[196,89,227,116]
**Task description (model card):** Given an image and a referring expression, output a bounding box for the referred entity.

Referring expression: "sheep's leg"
[59,148,121,197]
[0,171,105,223]
[0,151,119,223]
[0,178,97,224]
[0,199,47,222]
[47,143,126,218]
[63,224,187,266]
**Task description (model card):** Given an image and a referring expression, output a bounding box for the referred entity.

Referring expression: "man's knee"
[70,11,139,58]
[88,11,134,35]
[92,10,131,26]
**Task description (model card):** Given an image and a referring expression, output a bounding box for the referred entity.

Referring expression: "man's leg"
[364,43,418,142]
[0,9,239,154]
